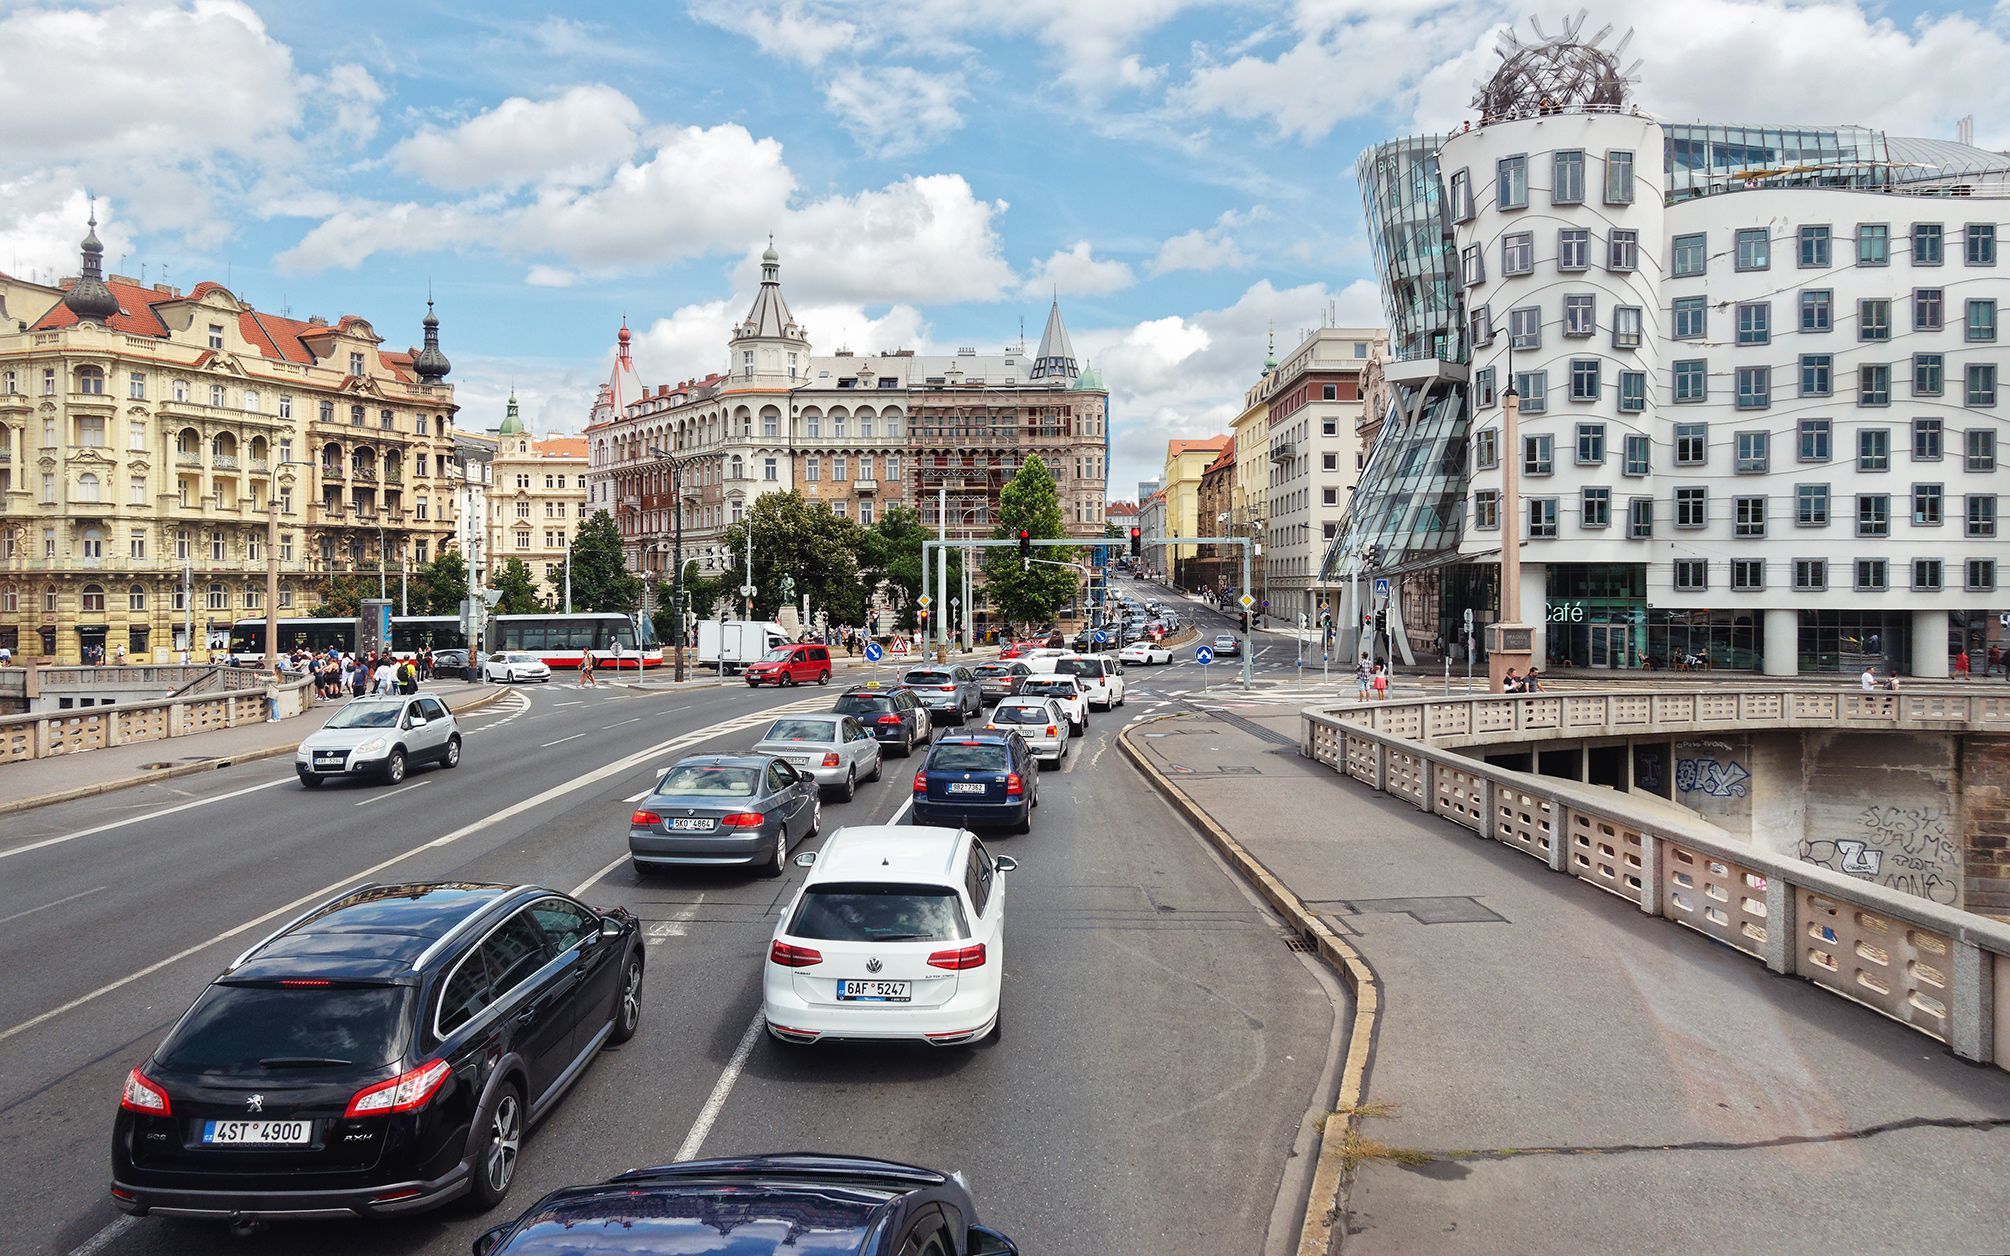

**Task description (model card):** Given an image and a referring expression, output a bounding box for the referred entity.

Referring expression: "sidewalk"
[0,680,501,816]
[1121,707,2010,1253]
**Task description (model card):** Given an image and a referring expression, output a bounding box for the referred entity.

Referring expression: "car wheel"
[868,751,883,783]
[759,826,788,878]
[807,796,822,838]
[817,670,830,685]
[609,955,643,1045]
[297,773,321,789]
[468,1082,523,1211]
[383,749,406,785]
[1014,806,1033,834]
[504,670,515,683]
[442,736,462,769]
[840,766,856,802]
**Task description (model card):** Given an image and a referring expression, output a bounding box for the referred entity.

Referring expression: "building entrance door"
[1591,623,1630,668]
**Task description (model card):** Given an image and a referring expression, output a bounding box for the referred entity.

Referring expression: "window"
[1967,559,1997,591]
[1794,559,1828,591]
[1672,233,1708,276]
[1558,230,1589,271]
[1675,423,1707,465]
[1580,486,1610,528]
[1857,223,1890,265]
[278,395,292,419]
[763,458,778,481]
[1575,421,1605,462]
[1734,496,1767,537]
[1563,293,1594,336]
[1858,428,1890,471]
[1570,360,1601,402]
[1468,304,1494,347]
[1672,296,1706,340]
[1627,497,1654,538]
[1859,364,1891,406]
[1801,289,1833,332]
[206,582,228,611]
[76,415,105,447]
[207,323,224,350]
[1529,498,1559,538]
[1967,299,1998,342]
[1799,418,1832,462]
[210,383,226,407]
[1502,232,1534,275]
[1675,486,1708,528]
[1800,355,1832,397]
[1857,493,1890,537]
[349,351,366,375]
[1913,483,1944,526]
[1798,225,1831,267]
[1914,353,1944,397]
[1473,367,1498,411]
[1497,155,1528,209]
[1508,306,1541,350]
[76,470,100,502]
[1966,223,1997,265]
[1732,558,1765,590]
[1913,417,1943,461]
[1552,149,1584,204]
[1796,483,1830,526]
[1859,298,1890,341]
[1623,433,1650,475]
[1735,430,1769,472]
[832,456,847,481]
[1855,559,1888,592]
[1613,306,1643,349]
[42,368,55,396]
[130,529,146,558]
[1619,371,1646,413]
[1473,490,1499,529]
[1967,429,1997,472]
[128,582,146,610]
[1913,559,1944,591]
[1514,370,1546,413]
[1459,244,1485,287]
[1913,288,1944,331]
[1914,223,1944,265]
[1967,494,1997,537]
[1449,169,1474,221]
[1523,433,1553,475]
[1967,363,1997,406]
[1736,301,1770,345]
[805,456,820,482]
[1736,366,1771,410]
[1674,559,1708,591]
[1604,150,1634,204]
[1599,229,1636,273]
[1735,228,1770,270]
[1473,427,1499,469]
[79,583,105,612]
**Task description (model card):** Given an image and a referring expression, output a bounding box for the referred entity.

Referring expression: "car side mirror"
[968,1224,1019,1255]
[993,855,1018,873]
[793,851,818,867]
[472,1225,510,1256]
[599,916,624,940]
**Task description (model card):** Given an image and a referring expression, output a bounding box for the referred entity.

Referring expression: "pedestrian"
[1990,645,2004,677]
[1372,662,1390,701]
[113,642,127,666]
[373,655,395,695]
[1860,664,1879,692]
[1355,654,1373,702]
[1955,649,1971,681]
[0,644,10,665]
[1502,667,1522,693]
[578,651,597,688]
[1524,667,1544,693]
[398,657,418,695]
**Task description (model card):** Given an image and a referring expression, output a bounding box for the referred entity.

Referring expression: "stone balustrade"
[0,673,311,765]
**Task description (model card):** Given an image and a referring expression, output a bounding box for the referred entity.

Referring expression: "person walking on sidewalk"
[1371,661,1390,701]
[578,652,597,689]
[1955,649,1971,681]
[1355,654,1373,702]
[372,656,395,695]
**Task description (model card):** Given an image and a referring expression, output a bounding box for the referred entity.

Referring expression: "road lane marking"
[571,853,629,898]
[354,780,429,807]
[0,778,294,864]
[606,717,642,728]
[64,1215,136,1256]
[540,733,587,748]
[554,700,585,707]
[673,1012,765,1162]
[0,885,106,926]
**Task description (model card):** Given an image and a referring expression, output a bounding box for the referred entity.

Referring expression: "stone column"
[1520,561,1548,666]
[1761,607,1798,677]
[1911,608,1950,679]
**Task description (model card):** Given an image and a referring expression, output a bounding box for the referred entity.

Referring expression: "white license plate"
[669,818,715,831]
[314,752,344,764]
[838,979,912,1001]
[947,782,986,795]
[788,755,814,765]
[201,1119,311,1146]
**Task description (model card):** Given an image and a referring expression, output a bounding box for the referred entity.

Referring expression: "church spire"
[63,198,121,324]
[413,291,452,382]
[498,388,524,435]
[1030,295,1078,382]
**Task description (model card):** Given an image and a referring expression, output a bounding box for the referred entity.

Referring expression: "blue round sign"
[863,641,884,662]
[1194,645,1215,665]
[1093,630,1110,645]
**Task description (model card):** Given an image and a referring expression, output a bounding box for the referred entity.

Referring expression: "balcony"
[174,451,202,468]
[248,459,270,474]
[353,466,378,483]
[853,479,878,495]
[320,463,345,480]
[315,503,348,521]
[212,454,240,472]
[1268,441,1296,464]
[384,467,403,485]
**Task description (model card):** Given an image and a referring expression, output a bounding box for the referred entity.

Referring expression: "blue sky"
[3,0,2006,496]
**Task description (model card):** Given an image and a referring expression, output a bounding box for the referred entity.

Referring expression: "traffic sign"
[917,594,932,608]
[863,641,884,662]
[1093,630,1110,645]
[1373,577,1391,598]
[1463,607,1475,629]
[1237,594,1255,610]
[738,584,756,597]
[1195,645,1215,665]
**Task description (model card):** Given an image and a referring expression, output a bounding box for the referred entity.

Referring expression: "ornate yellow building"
[0,216,458,662]
[484,395,589,603]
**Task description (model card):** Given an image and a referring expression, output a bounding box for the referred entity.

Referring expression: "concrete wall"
[1671,735,1754,832]
[1964,737,2010,921]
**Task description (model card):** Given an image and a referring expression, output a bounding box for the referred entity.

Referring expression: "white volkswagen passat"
[763,825,1016,1047]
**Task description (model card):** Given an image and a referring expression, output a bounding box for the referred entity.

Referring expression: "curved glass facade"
[1664,124,1890,202]
[1356,137,1460,362]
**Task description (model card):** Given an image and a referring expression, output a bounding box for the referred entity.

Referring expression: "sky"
[3,0,2007,498]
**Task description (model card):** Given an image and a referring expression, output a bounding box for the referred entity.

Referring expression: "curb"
[1117,713,1381,1256]
[0,685,506,819]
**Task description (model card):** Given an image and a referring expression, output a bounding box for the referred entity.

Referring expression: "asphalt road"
[1,591,1342,1256]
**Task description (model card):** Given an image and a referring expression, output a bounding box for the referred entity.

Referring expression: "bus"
[228,615,470,661]
[485,612,662,670]
[390,616,468,657]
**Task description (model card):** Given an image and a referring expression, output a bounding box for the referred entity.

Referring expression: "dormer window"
[207,324,224,350]
[349,351,366,375]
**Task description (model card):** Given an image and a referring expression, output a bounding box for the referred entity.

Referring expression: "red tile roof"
[32,276,180,338]
[1203,435,1237,474]
[1168,435,1231,456]
[535,436,588,459]
[34,277,403,375]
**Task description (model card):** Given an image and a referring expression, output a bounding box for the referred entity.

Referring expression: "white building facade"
[1258,328,1380,625]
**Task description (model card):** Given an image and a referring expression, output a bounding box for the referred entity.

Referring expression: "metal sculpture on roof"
[1472,11,1640,118]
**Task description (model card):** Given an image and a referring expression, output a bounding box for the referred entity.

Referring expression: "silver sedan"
[751,713,884,802]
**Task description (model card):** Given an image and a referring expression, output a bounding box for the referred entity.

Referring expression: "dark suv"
[911,729,1038,833]
[112,883,644,1225]
[475,1155,1017,1255]
[832,685,929,755]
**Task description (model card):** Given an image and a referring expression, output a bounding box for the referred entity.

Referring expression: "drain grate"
[1284,935,1316,953]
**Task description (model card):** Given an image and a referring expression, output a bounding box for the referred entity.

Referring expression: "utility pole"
[264,481,280,666]
[742,518,753,623]
[1489,365,1533,691]
[182,554,193,662]
[936,486,948,660]
[563,541,572,614]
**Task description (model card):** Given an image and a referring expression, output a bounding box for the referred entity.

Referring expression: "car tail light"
[940,685,956,692]
[371,1188,423,1204]
[821,752,841,768]
[279,978,331,988]
[876,714,902,725]
[345,1058,451,1118]
[1046,725,1058,736]
[120,1068,171,1116]
[927,943,987,970]
[721,812,763,828]
[769,941,823,967]
[1005,773,1024,796]
[912,770,927,791]
[631,809,661,826]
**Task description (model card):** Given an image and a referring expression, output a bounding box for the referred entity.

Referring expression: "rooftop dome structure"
[1472,14,1639,118]
[63,208,121,324]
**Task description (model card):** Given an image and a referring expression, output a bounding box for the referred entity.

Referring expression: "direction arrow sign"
[917,594,932,608]
[863,641,884,662]
[1237,593,1255,610]
[1194,645,1215,665]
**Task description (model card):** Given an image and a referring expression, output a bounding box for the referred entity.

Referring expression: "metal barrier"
[1303,691,2010,1071]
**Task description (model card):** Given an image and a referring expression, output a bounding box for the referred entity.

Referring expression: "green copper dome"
[498,390,525,435]
[1072,360,1104,391]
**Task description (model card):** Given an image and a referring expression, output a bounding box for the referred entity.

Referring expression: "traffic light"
[918,609,929,630]
[1128,526,1141,557]
[1018,529,1031,557]
[1374,610,1387,634]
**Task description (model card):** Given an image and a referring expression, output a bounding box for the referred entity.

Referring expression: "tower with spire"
[413,295,451,383]
[498,389,525,436]
[729,240,809,381]
[1030,295,1078,383]
[63,203,121,324]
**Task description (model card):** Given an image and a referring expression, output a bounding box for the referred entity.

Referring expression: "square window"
[1575,421,1605,462]
[1613,305,1643,348]
[1509,306,1541,350]
[1913,223,1944,265]
[1913,288,1943,331]
[1856,493,1890,537]
[1623,433,1650,475]
[1604,150,1634,204]
[1502,231,1534,275]
[1859,298,1891,341]
[1800,354,1832,397]
[1967,494,1997,537]
[1966,429,1997,472]
[1799,418,1831,462]
[1672,296,1707,340]
[1523,433,1554,474]
[1966,298,1997,342]
[1563,294,1594,336]
[1473,489,1499,529]
[1619,370,1646,413]
[1673,559,1708,591]
[1529,498,1559,539]
[1735,430,1770,472]
[1468,303,1494,347]
[1497,155,1528,209]
[1558,229,1590,271]
[1736,301,1770,345]
[1966,558,1997,591]
[1794,559,1828,591]
[1675,486,1708,528]
[1858,428,1890,472]
[1799,225,1831,267]
[1913,483,1944,525]
[1627,497,1654,539]
[1735,228,1770,270]
[1673,360,1707,403]
[1967,363,1997,406]
[1460,243,1486,287]
[1796,483,1830,526]
[1672,233,1708,276]
[1675,423,1707,465]
[1913,417,1943,461]
[1914,353,1944,397]
[1473,367,1498,411]
[1608,229,1638,272]
[1734,496,1767,537]
[1732,558,1765,590]
[1966,223,1996,265]
[1800,289,1833,332]
[1912,559,1943,591]
[1855,559,1888,592]
[1569,359,1601,402]
[1552,150,1584,204]
[1857,223,1890,265]
[1859,364,1891,406]
[1735,365,1770,410]
[1581,486,1610,528]
[1514,370,1547,413]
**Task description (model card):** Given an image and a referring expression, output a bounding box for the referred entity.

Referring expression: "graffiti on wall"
[1799,805,1959,906]
[1676,757,1751,798]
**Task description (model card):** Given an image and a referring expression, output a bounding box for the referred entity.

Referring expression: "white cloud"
[763,174,1015,305]
[316,64,385,147]
[824,66,967,152]
[1020,241,1135,298]
[0,182,135,285]
[390,85,644,192]
[1148,207,1267,276]
[690,0,863,66]
[524,265,578,288]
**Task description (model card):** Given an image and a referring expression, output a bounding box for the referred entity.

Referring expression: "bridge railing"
[1302,690,2010,1071]
[0,674,312,765]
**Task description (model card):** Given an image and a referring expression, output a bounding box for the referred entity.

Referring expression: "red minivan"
[745,643,834,687]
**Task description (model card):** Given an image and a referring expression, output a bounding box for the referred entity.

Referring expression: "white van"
[1027,652,1125,710]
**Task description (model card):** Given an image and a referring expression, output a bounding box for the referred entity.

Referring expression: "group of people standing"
[307,649,428,701]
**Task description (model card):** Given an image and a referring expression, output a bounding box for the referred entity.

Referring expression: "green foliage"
[410,550,469,616]
[717,492,869,625]
[981,455,1077,626]
[675,560,729,623]
[567,510,644,613]
[488,558,545,615]
[859,504,961,632]
[309,573,370,618]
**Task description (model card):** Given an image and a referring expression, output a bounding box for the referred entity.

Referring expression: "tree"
[717,492,870,626]
[489,558,544,615]
[981,455,1077,627]
[410,550,469,615]
[859,504,962,632]
[309,573,370,618]
[566,510,643,613]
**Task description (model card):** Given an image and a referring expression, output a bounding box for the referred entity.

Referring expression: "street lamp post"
[646,446,688,682]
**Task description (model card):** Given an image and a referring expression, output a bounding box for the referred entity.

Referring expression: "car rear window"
[655,764,758,797]
[973,664,1011,678]
[904,670,953,685]
[989,705,1048,724]
[1055,658,1103,678]
[761,719,837,743]
[1020,677,1076,695]
[788,884,967,942]
[929,743,1010,772]
[833,694,891,715]
[158,984,410,1071]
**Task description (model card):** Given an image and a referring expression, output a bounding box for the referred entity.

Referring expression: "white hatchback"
[764,825,1016,1047]
[983,697,1070,765]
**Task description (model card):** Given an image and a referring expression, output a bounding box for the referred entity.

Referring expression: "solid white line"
[0,885,107,926]
[0,778,293,863]
[65,1214,137,1256]
[605,717,642,728]
[570,852,629,898]
[540,733,587,748]
[553,701,585,707]
[623,789,651,803]
[673,1012,765,1162]
[354,780,429,807]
